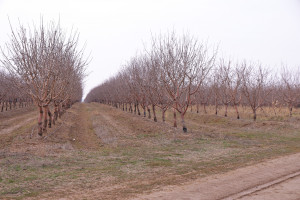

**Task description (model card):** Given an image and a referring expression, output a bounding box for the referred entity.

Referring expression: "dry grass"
[0,103,299,199]
[189,104,300,121]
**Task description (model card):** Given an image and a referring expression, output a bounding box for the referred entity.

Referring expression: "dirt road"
[133,153,300,200]
[238,175,300,200]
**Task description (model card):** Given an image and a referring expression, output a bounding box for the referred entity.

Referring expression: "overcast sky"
[0,0,300,99]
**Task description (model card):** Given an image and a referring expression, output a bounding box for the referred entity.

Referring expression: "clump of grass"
[146,158,173,167]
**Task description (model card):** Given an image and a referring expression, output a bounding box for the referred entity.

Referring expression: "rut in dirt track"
[67,103,102,150]
[67,103,134,149]
[0,109,36,135]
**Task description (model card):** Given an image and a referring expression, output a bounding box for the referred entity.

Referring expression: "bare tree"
[153,32,216,132]
[279,66,300,117]
[218,59,243,119]
[211,70,221,115]
[240,61,271,121]
[218,59,232,117]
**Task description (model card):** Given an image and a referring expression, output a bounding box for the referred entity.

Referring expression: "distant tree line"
[0,70,33,112]
[85,32,300,132]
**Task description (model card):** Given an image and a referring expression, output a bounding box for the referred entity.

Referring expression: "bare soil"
[0,103,299,199]
[239,175,300,200]
[133,152,300,200]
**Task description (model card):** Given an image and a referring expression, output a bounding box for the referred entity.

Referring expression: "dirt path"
[238,175,300,200]
[0,108,36,141]
[0,115,36,135]
[67,103,101,150]
[0,106,34,121]
[133,153,300,200]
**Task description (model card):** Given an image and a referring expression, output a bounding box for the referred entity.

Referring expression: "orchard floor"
[0,103,299,199]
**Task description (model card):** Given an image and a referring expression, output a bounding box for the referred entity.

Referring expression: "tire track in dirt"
[68,103,102,150]
[0,106,35,121]
[90,103,136,146]
[0,115,36,135]
[92,112,119,145]
[0,109,36,125]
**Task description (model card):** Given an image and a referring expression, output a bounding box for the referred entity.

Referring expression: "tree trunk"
[162,109,166,122]
[48,109,52,128]
[224,104,228,117]
[137,103,141,115]
[203,104,207,114]
[147,106,151,119]
[152,104,157,122]
[38,106,43,136]
[143,106,146,117]
[173,108,177,127]
[134,103,137,114]
[253,109,257,121]
[181,113,187,133]
[289,106,293,117]
[43,106,48,132]
[196,103,199,113]
[130,103,133,113]
[234,104,240,119]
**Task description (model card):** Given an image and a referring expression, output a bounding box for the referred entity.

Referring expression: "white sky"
[1,0,300,99]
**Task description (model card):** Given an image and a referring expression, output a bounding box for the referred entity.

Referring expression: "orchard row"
[85,33,299,132]
[0,20,87,135]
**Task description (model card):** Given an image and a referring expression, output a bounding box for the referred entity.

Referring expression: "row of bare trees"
[85,33,300,133]
[208,62,300,119]
[0,70,33,112]
[0,20,87,136]
[86,33,216,132]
